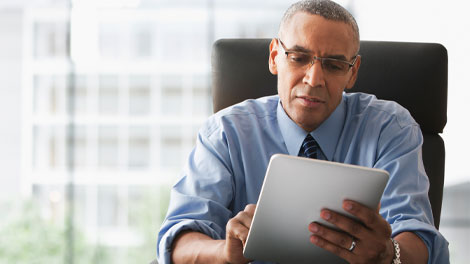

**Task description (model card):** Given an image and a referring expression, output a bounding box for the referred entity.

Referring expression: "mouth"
[298,96,325,104]
[296,96,326,109]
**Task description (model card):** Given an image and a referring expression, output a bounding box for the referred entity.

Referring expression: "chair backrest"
[211,39,447,229]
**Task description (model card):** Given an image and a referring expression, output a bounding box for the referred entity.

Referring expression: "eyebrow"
[283,42,349,61]
[326,54,348,61]
[290,49,348,61]
[287,44,312,54]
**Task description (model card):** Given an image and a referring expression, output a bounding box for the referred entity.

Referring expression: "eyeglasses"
[277,38,358,76]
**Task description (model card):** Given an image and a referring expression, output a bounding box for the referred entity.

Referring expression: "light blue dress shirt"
[157,93,449,264]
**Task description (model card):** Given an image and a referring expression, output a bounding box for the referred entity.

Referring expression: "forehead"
[280,12,357,57]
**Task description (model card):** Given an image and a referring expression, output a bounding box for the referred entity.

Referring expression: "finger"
[320,209,368,240]
[244,204,256,215]
[226,217,250,244]
[308,222,355,251]
[224,220,252,264]
[235,207,255,229]
[226,206,256,243]
[310,233,354,262]
[343,200,391,236]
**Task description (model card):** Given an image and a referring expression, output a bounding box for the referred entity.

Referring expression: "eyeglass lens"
[285,52,351,75]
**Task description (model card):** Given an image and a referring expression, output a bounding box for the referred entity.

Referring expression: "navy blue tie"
[299,134,320,159]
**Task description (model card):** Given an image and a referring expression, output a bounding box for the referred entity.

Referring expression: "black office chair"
[211,39,447,229]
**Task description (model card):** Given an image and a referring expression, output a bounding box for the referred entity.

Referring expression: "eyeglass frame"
[277,38,359,76]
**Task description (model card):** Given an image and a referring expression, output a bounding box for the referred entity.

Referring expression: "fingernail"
[311,235,319,243]
[310,224,318,233]
[345,202,353,211]
[323,211,331,220]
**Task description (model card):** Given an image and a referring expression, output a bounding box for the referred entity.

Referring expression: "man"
[157,0,449,263]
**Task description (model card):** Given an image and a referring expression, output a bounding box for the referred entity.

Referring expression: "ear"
[346,55,361,89]
[268,38,279,75]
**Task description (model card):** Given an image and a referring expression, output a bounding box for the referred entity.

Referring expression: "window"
[129,75,151,116]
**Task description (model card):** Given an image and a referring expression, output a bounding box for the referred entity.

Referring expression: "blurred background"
[0,0,468,263]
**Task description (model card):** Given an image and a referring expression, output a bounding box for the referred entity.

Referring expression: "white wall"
[0,9,23,200]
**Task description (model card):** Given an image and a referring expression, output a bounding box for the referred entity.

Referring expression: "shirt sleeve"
[375,118,449,264]
[156,123,235,263]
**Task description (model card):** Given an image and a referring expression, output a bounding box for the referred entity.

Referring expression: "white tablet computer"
[243,154,389,264]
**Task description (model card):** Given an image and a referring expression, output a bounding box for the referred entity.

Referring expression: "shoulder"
[344,92,417,129]
[215,94,279,118]
[202,95,279,137]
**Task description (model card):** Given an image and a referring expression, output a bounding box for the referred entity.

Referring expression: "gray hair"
[280,0,360,53]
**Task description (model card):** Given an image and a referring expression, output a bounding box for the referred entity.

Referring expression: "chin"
[295,118,320,131]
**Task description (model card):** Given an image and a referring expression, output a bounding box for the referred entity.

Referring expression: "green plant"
[0,199,107,264]
[0,184,171,264]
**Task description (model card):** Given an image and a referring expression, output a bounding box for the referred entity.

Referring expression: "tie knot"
[300,134,319,159]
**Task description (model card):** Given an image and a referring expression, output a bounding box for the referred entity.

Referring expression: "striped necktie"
[299,134,321,159]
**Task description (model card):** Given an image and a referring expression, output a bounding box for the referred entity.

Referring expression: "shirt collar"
[277,94,346,161]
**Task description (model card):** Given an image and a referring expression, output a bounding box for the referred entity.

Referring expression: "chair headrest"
[211,39,447,133]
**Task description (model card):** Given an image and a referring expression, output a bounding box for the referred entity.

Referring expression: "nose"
[302,59,325,87]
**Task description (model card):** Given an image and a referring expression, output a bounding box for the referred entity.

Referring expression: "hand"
[223,204,256,264]
[308,200,395,264]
